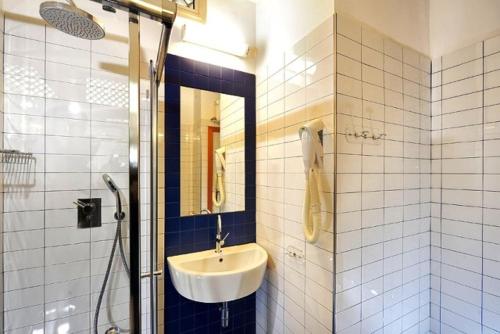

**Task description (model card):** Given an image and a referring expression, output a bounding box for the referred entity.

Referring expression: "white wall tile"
[442,42,483,70]
[485,35,500,56]
[442,76,483,99]
[4,35,45,60]
[485,52,500,72]
[46,44,90,68]
[337,35,361,61]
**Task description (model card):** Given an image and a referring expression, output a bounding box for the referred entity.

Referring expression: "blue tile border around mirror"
[164,54,256,333]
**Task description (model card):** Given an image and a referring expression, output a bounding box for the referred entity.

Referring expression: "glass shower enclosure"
[0,0,175,333]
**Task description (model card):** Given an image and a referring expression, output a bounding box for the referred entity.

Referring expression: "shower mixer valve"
[74,198,102,229]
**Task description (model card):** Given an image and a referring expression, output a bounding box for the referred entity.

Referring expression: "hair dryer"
[212,146,226,208]
[299,119,324,243]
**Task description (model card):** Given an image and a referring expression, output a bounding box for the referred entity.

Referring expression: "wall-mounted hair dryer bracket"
[75,198,102,229]
[299,119,325,171]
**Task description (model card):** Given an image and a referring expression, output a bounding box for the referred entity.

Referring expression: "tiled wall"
[180,89,202,215]
[199,91,219,213]
[334,14,432,334]
[255,15,336,334]
[180,88,222,215]
[219,93,245,212]
[334,14,432,333]
[0,11,139,333]
[430,35,500,334]
[164,54,256,333]
[256,13,432,334]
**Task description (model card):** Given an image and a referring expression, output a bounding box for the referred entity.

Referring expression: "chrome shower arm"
[155,23,172,85]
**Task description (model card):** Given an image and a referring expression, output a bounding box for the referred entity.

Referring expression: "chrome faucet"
[215,215,230,253]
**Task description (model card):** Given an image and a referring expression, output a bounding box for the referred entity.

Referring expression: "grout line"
[89,40,94,332]
[332,15,339,332]
[359,26,364,325]
[337,32,430,74]
[42,23,47,333]
[481,41,485,334]
[439,54,444,332]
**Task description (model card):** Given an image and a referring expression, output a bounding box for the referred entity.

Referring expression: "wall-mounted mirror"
[180,87,245,216]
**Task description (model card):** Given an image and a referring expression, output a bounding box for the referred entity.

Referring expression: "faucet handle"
[220,232,230,246]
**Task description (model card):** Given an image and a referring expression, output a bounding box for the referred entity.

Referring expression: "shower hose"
[94,216,130,334]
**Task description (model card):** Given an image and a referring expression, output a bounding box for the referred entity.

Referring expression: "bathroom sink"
[167,243,267,303]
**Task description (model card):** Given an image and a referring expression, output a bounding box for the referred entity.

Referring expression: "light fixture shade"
[181,24,250,58]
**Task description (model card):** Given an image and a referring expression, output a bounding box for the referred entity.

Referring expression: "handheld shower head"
[102,174,125,220]
[103,173,119,193]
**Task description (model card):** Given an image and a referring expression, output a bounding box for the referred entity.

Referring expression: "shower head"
[39,1,105,40]
[102,174,125,220]
[102,173,119,193]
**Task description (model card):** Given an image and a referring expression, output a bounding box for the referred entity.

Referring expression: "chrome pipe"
[86,3,176,333]
[128,13,142,334]
[154,23,173,84]
[220,302,229,328]
[149,21,174,334]
[89,0,176,25]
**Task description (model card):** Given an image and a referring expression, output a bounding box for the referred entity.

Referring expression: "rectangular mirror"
[180,87,245,216]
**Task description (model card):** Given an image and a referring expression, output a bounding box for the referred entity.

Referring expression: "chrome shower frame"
[88,1,176,333]
[90,0,176,24]
[146,23,173,332]
[128,14,141,333]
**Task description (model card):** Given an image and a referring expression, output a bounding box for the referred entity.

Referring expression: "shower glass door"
[0,1,165,333]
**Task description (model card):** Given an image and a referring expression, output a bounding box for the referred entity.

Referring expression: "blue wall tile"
[164,54,256,334]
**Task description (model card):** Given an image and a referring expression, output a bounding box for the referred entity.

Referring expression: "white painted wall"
[335,0,430,55]
[256,0,430,68]
[429,0,500,58]
[255,0,334,71]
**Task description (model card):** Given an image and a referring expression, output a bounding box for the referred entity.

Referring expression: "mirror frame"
[164,54,256,253]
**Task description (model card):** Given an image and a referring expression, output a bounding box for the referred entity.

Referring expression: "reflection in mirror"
[180,87,245,216]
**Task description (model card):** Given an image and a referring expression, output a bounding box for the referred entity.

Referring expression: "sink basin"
[167,243,267,303]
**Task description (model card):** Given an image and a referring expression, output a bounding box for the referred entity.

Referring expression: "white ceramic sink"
[167,243,267,303]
